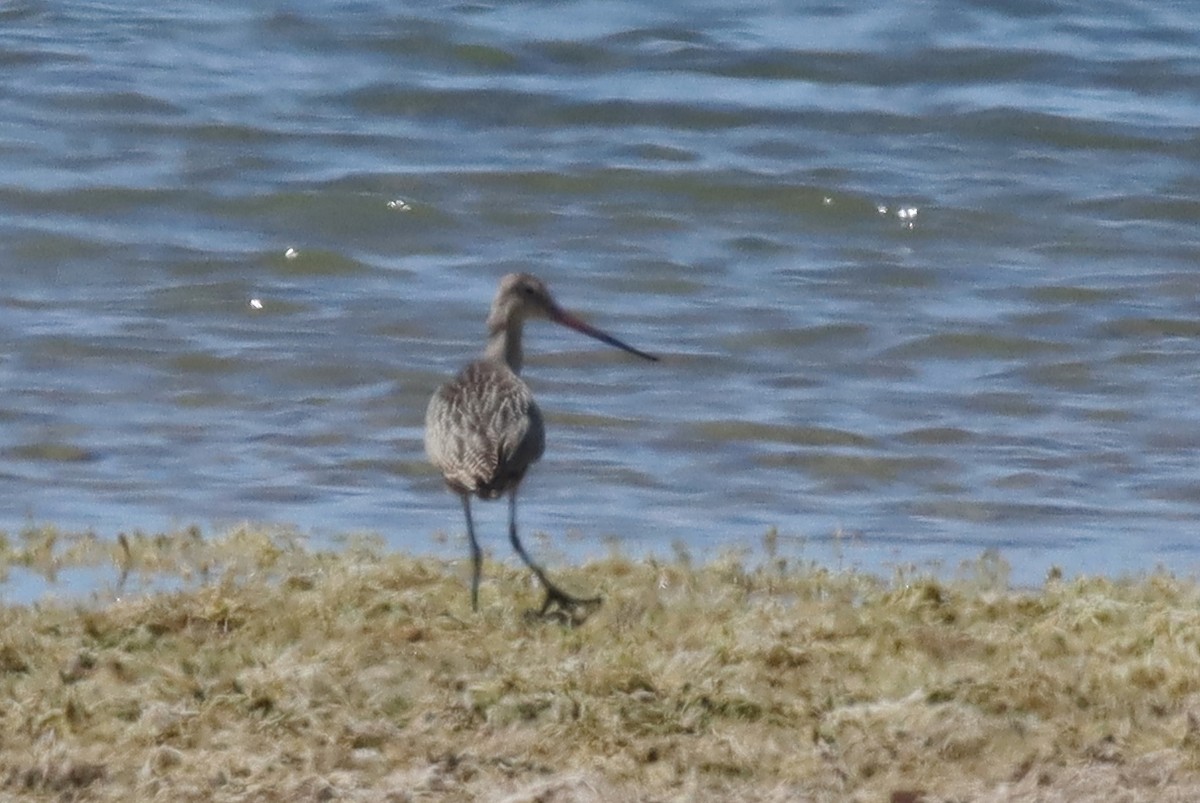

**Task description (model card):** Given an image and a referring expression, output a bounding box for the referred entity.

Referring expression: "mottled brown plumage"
[424,273,657,615]
[426,360,545,500]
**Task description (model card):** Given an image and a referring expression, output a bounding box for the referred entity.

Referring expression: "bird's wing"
[425,361,544,497]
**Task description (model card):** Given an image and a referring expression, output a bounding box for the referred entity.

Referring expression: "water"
[2,1,1200,588]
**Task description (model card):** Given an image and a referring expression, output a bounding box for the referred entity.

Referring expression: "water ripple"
[1,0,1199,585]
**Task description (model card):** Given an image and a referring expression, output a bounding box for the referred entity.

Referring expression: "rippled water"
[2,1,1199,587]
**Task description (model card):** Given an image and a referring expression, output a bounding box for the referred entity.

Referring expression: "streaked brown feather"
[424,359,545,499]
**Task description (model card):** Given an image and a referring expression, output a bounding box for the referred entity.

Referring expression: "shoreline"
[2,526,1199,801]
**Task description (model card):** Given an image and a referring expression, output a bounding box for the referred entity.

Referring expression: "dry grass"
[1,525,1200,802]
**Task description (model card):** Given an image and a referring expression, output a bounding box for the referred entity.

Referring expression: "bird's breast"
[425,360,546,497]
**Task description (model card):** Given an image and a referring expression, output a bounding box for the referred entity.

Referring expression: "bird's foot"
[530,585,603,626]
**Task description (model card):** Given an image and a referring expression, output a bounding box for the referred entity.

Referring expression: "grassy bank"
[1,526,1199,802]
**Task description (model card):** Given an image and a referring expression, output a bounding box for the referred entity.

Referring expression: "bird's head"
[487,273,559,330]
[486,272,659,362]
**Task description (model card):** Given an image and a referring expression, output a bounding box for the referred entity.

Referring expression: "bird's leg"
[461,493,483,612]
[507,491,602,617]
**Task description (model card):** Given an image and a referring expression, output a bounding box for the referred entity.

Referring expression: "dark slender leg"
[507,490,601,615]
[460,493,482,612]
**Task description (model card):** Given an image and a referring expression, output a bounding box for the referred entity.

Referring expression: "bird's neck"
[484,318,524,374]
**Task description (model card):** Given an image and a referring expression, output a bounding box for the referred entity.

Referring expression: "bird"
[424,272,657,616]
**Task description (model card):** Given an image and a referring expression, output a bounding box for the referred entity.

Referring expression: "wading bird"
[424,273,657,616]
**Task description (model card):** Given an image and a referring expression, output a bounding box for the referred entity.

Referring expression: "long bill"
[552,309,659,362]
